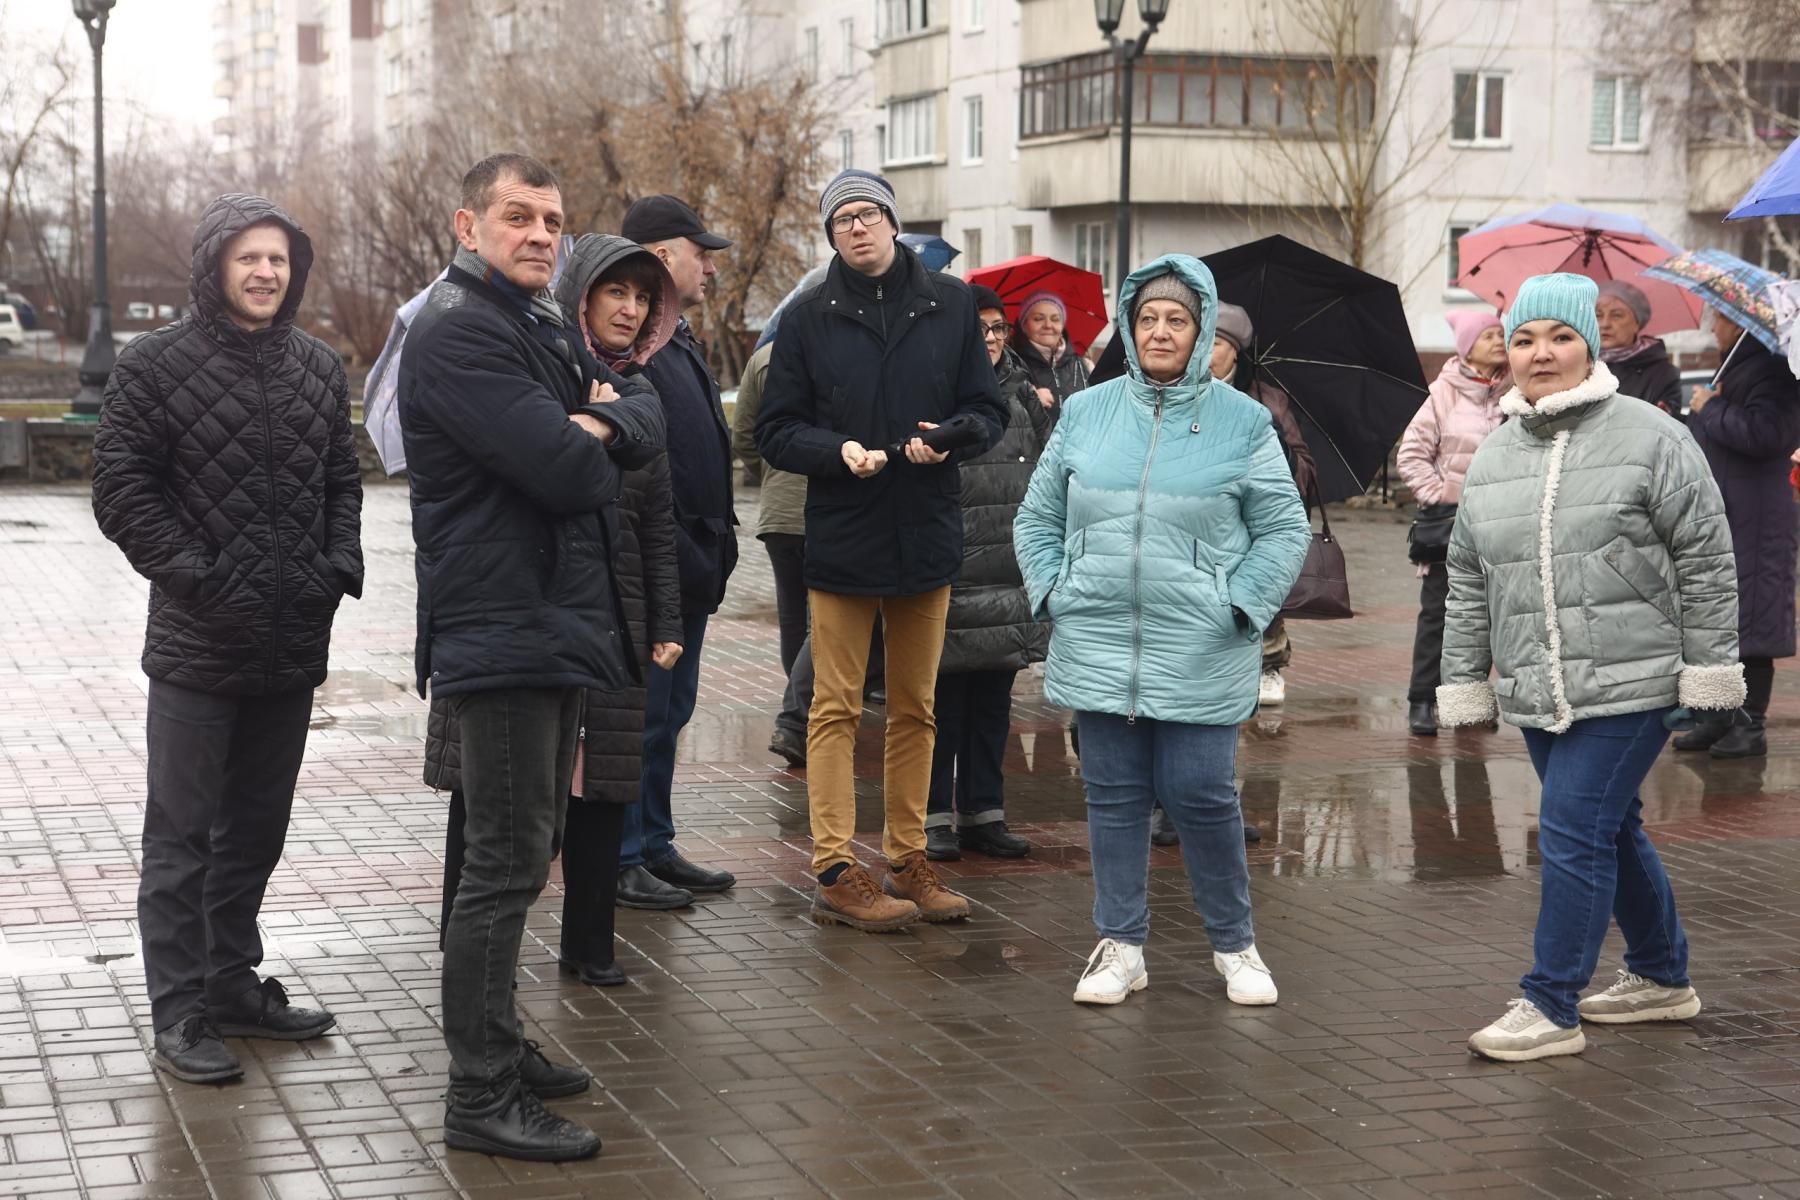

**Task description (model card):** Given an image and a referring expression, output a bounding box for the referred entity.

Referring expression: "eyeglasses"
[829,207,888,233]
[980,322,1011,339]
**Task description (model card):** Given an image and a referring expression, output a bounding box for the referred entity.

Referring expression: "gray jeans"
[440,686,580,1103]
[140,679,313,1031]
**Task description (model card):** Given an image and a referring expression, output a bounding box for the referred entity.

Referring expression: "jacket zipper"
[254,344,283,677]
[1127,389,1166,722]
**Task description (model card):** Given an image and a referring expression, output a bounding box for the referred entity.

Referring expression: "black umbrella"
[1092,236,1427,503]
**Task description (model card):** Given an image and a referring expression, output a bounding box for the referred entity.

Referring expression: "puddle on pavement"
[309,669,424,736]
[0,937,136,979]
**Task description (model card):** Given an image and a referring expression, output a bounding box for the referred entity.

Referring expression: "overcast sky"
[14,0,217,135]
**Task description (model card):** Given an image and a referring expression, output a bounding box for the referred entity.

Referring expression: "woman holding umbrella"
[1013,292,1090,415]
[1595,281,1682,418]
[1014,254,1311,1008]
[1672,308,1800,759]
[1439,273,1743,1062]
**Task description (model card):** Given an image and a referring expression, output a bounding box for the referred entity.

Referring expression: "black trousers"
[139,679,313,1032]
[440,687,580,1103]
[926,669,1017,828]
[443,790,624,968]
[763,533,810,678]
[1409,562,1450,704]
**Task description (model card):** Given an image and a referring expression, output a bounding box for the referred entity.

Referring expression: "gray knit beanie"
[1213,302,1253,352]
[819,169,902,238]
[1134,272,1203,325]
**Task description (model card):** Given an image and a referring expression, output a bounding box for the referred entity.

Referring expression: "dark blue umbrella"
[898,232,960,271]
[1727,139,1800,220]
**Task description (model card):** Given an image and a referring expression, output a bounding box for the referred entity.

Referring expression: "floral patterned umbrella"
[1643,248,1786,353]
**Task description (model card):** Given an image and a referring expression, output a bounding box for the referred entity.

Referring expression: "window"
[1019,52,1374,138]
[840,18,855,76]
[963,94,984,163]
[966,0,984,30]
[1591,76,1643,148]
[962,228,982,268]
[1693,62,1800,142]
[1074,223,1113,292]
[1445,223,1474,289]
[253,3,274,32]
[880,0,931,41]
[720,34,734,80]
[1013,224,1033,257]
[385,55,402,96]
[1452,71,1507,145]
[1743,219,1800,275]
[804,27,820,81]
[885,95,936,164]
[838,128,854,170]
[254,47,276,70]
[493,10,514,55]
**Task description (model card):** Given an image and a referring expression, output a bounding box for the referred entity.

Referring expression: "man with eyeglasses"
[757,168,1007,931]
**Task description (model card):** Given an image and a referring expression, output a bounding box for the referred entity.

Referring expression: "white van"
[0,304,24,352]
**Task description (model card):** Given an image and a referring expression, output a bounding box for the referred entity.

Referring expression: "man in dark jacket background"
[93,194,362,1086]
[758,168,1006,933]
[613,195,740,906]
[399,154,664,1162]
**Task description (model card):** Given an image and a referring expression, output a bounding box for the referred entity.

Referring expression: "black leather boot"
[647,851,735,893]
[615,865,693,910]
[959,821,1031,858]
[559,956,627,987]
[444,1081,601,1161]
[1673,710,1733,752]
[925,825,962,861]
[518,1039,590,1099]
[1710,710,1767,759]
[1408,701,1438,736]
[212,978,335,1041]
[152,1014,243,1084]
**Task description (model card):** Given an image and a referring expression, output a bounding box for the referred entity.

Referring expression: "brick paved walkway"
[2,483,1799,1199]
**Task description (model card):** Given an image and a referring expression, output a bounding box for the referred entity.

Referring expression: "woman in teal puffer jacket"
[1014,255,1311,1010]
[1440,273,1744,1064]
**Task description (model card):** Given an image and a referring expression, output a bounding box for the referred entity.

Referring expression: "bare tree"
[0,14,76,279]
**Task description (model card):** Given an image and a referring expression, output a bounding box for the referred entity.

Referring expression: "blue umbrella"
[1726,139,1800,221]
[898,232,960,271]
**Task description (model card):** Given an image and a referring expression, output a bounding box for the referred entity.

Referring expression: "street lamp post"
[1094,0,1171,303]
[70,0,117,418]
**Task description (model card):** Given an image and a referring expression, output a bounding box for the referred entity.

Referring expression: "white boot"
[1072,939,1147,1005]
[1214,944,1278,1005]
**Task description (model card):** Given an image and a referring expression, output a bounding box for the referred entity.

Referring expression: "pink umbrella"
[1456,205,1703,337]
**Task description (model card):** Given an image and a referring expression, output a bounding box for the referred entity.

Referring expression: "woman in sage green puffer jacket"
[1441,273,1744,1068]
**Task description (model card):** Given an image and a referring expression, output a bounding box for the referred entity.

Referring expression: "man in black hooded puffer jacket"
[93,194,363,1086]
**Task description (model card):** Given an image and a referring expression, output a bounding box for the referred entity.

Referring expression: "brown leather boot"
[813,864,920,932]
[884,854,972,921]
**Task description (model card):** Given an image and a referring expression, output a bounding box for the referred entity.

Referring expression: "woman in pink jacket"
[1397,311,1509,735]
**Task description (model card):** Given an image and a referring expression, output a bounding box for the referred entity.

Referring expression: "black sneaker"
[925,825,962,861]
[444,1082,601,1161]
[519,1039,590,1099]
[152,1014,243,1084]
[212,977,335,1041]
[1149,808,1179,847]
[959,821,1031,858]
[768,726,807,767]
[646,851,735,893]
[559,956,627,987]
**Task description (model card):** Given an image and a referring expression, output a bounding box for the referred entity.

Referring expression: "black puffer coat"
[1688,343,1800,658]
[757,246,1007,596]
[939,347,1051,674]
[92,193,363,695]
[399,252,664,698]
[1610,338,1683,419]
[1015,335,1090,418]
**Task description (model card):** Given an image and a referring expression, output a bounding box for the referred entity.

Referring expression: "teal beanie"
[1504,273,1601,359]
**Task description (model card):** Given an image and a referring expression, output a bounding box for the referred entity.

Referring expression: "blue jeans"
[621,612,709,869]
[1520,708,1687,1028]
[1075,712,1253,952]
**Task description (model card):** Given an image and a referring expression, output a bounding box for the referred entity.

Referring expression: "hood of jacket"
[553,233,681,365]
[188,193,314,337]
[1499,360,1620,435]
[1436,356,1505,405]
[1116,254,1220,406]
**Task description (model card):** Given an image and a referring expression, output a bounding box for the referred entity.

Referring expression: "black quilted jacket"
[92,193,363,695]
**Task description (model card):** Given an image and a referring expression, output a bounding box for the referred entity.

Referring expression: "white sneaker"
[1259,669,1286,706]
[1468,998,1586,1061]
[1578,970,1703,1024]
[1072,939,1147,1005]
[1214,945,1278,1005]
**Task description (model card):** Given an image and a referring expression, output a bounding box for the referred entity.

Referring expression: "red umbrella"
[965,255,1108,355]
[1455,205,1702,337]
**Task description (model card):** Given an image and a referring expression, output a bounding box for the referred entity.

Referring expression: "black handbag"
[1407,502,1458,565]
[1280,487,1353,621]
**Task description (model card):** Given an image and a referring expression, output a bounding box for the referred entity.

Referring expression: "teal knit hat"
[1504,273,1601,359]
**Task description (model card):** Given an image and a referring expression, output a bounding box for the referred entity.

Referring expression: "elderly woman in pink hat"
[1396,310,1510,735]
[1011,291,1090,417]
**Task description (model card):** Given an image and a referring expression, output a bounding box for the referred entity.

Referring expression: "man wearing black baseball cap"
[610,195,741,908]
